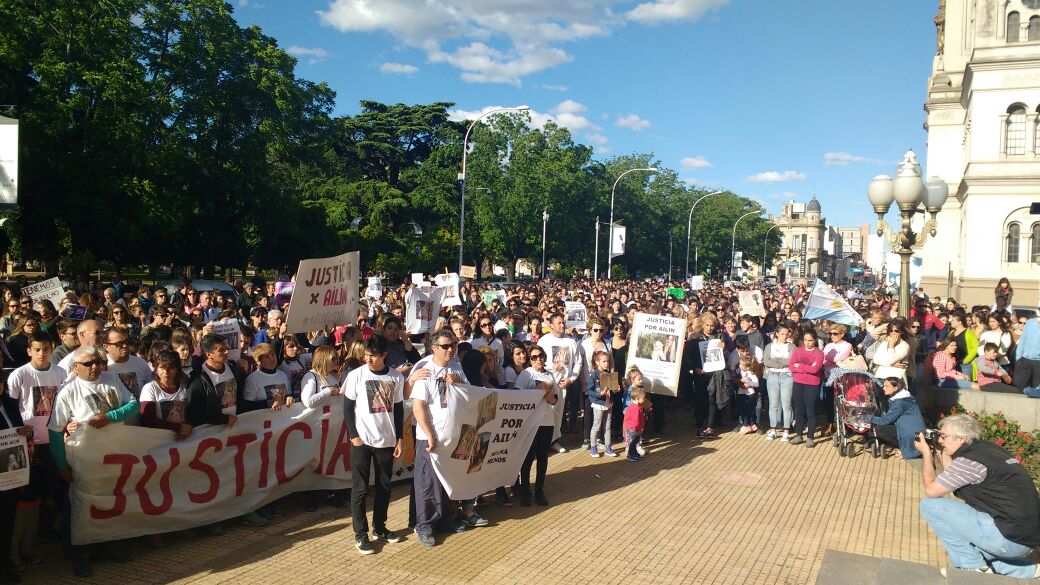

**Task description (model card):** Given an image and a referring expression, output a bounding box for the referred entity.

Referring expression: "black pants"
[792,382,819,438]
[0,488,17,578]
[693,378,717,428]
[1013,357,1040,389]
[350,444,394,538]
[563,381,581,431]
[519,426,553,494]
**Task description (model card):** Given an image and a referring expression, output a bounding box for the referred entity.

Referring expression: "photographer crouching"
[916,414,1040,578]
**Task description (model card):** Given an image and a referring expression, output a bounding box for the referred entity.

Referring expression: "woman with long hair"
[6,316,39,368]
[300,345,345,510]
[513,345,559,507]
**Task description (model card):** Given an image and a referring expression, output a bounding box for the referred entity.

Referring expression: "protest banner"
[67,405,349,545]
[61,303,88,321]
[366,277,383,299]
[698,338,726,373]
[625,312,686,396]
[481,290,506,309]
[212,318,242,361]
[802,279,863,326]
[460,265,476,279]
[666,287,685,300]
[434,273,461,307]
[737,290,765,317]
[428,384,548,500]
[0,429,29,490]
[22,277,65,308]
[564,301,586,330]
[273,281,294,308]
[284,251,359,335]
[411,272,425,286]
[689,275,704,290]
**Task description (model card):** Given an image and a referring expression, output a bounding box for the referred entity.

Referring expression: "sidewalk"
[21,426,944,585]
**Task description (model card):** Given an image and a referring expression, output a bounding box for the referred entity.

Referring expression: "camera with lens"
[921,429,941,448]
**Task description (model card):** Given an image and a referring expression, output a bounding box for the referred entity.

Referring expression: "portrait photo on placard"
[451,424,478,460]
[467,432,491,474]
[634,333,679,363]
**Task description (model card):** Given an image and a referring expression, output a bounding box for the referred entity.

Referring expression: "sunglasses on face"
[591,328,603,333]
[530,354,546,360]
[75,358,103,368]
[434,343,457,350]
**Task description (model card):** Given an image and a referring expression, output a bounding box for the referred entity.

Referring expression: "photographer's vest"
[953,441,1040,547]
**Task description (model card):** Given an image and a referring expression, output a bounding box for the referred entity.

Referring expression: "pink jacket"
[932,352,966,381]
[789,346,824,385]
[822,341,853,376]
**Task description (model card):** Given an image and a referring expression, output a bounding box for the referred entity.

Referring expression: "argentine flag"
[802,279,863,326]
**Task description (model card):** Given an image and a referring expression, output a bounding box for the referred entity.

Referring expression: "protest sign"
[802,279,863,326]
[0,429,29,490]
[366,277,383,299]
[481,290,506,309]
[460,265,476,279]
[737,290,765,317]
[273,281,294,308]
[428,384,548,500]
[564,301,587,330]
[66,405,349,545]
[212,318,242,361]
[284,251,359,335]
[405,286,444,334]
[625,312,686,396]
[434,273,461,307]
[411,273,425,286]
[689,275,704,290]
[61,303,88,321]
[22,277,65,308]
[698,339,726,373]
[666,287,685,300]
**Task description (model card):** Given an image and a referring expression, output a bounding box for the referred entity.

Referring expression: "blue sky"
[234,0,938,229]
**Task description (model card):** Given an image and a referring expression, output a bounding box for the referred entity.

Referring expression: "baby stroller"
[828,368,884,458]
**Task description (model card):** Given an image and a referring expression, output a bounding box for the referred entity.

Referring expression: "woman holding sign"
[513,347,559,507]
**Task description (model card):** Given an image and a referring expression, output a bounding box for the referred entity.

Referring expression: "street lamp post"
[458,105,530,274]
[730,210,762,280]
[762,224,779,278]
[593,216,600,281]
[685,190,723,281]
[607,167,657,279]
[867,149,949,318]
[667,233,673,281]
[541,207,549,279]
[694,239,702,275]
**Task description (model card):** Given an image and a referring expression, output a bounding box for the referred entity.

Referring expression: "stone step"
[815,549,1029,585]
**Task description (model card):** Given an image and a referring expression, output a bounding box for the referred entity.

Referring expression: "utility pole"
[593,216,600,281]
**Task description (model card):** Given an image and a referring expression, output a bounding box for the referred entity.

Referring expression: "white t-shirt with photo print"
[48,372,136,438]
[244,368,292,405]
[8,362,65,444]
[408,355,467,442]
[106,356,155,398]
[341,366,405,449]
[139,381,189,425]
[202,364,238,416]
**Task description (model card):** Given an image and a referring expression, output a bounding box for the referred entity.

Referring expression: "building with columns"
[769,196,829,283]
[919,0,1040,307]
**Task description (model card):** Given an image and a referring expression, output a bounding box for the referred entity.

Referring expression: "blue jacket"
[870,395,926,458]
[587,368,614,408]
[1016,318,1040,361]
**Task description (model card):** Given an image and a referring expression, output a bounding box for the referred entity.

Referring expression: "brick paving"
[19,426,944,585]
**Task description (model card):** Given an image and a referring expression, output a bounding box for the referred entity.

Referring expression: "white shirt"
[342,366,404,448]
[300,371,341,412]
[106,355,154,398]
[48,373,137,439]
[139,381,189,426]
[538,334,583,385]
[202,364,238,416]
[410,356,467,441]
[7,362,65,444]
[244,368,292,404]
[513,367,557,427]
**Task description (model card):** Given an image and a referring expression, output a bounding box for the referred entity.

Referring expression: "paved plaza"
[20,425,947,585]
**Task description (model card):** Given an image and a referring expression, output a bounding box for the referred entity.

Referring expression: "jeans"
[938,378,975,389]
[792,382,819,438]
[736,393,757,426]
[920,497,1038,578]
[625,429,641,459]
[590,406,612,448]
[767,371,793,429]
[349,444,394,538]
[958,362,973,378]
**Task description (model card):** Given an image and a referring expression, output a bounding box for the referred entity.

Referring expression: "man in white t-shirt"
[342,334,405,554]
[48,345,138,578]
[410,329,468,547]
[57,319,105,379]
[538,312,583,450]
[103,327,153,399]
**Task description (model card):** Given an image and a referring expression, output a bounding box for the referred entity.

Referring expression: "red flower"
[999,422,1007,430]
[996,438,1006,446]
[1016,455,1024,463]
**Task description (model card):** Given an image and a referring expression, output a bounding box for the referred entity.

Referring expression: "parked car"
[157,279,239,304]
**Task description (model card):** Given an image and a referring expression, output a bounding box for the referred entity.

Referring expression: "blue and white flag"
[802,279,863,326]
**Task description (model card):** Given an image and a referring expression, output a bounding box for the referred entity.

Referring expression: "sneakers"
[636,444,646,456]
[627,454,642,462]
[738,425,749,435]
[789,435,804,445]
[939,566,989,577]
[603,447,618,457]
[495,488,513,507]
[551,441,567,453]
[534,491,549,506]
[416,530,436,547]
[462,513,489,527]
[519,490,532,507]
[780,432,791,442]
[373,528,403,543]
[765,429,777,441]
[355,535,376,555]
[806,437,815,448]
[589,445,601,458]
[240,511,270,527]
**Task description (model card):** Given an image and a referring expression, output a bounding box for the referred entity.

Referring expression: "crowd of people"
[0,272,1037,580]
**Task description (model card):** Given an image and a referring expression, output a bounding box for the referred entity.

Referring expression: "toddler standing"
[736,354,762,434]
[624,388,651,461]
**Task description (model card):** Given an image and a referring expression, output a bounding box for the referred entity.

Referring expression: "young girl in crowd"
[623,387,650,462]
[789,329,824,448]
[300,346,345,511]
[502,341,527,389]
[587,350,618,457]
[735,354,761,435]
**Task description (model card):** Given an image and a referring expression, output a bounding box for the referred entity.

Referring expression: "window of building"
[1032,223,1040,263]
[1030,16,1040,41]
[1007,105,1027,155]
[809,237,815,250]
[1009,11,1022,43]
[1007,222,1021,263]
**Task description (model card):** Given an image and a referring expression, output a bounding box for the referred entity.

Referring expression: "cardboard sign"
[411,273,425,286]
[22,277,65,308]
[212,318,242,361]
[366,276,383,299]
[626,312,687,396]
[689,275,704,290]
[564,301,587,330]
[273,281,294,308]
[434,273,461,307]
[61,303,88,321]
[284,251,359,335]
[699,339,726,373]
[0,429,29,490]
[737,290,765,317]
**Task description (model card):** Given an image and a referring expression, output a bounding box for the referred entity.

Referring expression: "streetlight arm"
[684,190,723,281]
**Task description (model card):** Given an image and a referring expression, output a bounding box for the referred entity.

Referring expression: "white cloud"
[429,42,571,85]
[824,151,865,165]
[380,62,419,74]
[746,170,807,183]
[540,84,570,92]
[449,100,601,135]
[680,156,712,170]
[286,46,329,65]
[585,132,609,146]
[551,99,587,115]
[627,0,729,24]
[615,113,650,131]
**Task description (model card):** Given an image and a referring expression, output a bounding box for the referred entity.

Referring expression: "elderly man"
[56,319,104,378]
[48,345,138,578]
[917,414,1040,578]
[537,312,583,453]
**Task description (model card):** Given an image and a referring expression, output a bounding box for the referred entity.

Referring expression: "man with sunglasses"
[538,312,583,451]
[48,345,138,577]
[917,413,1040,578]
[56,320,104,379]
[103,327,153,399]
